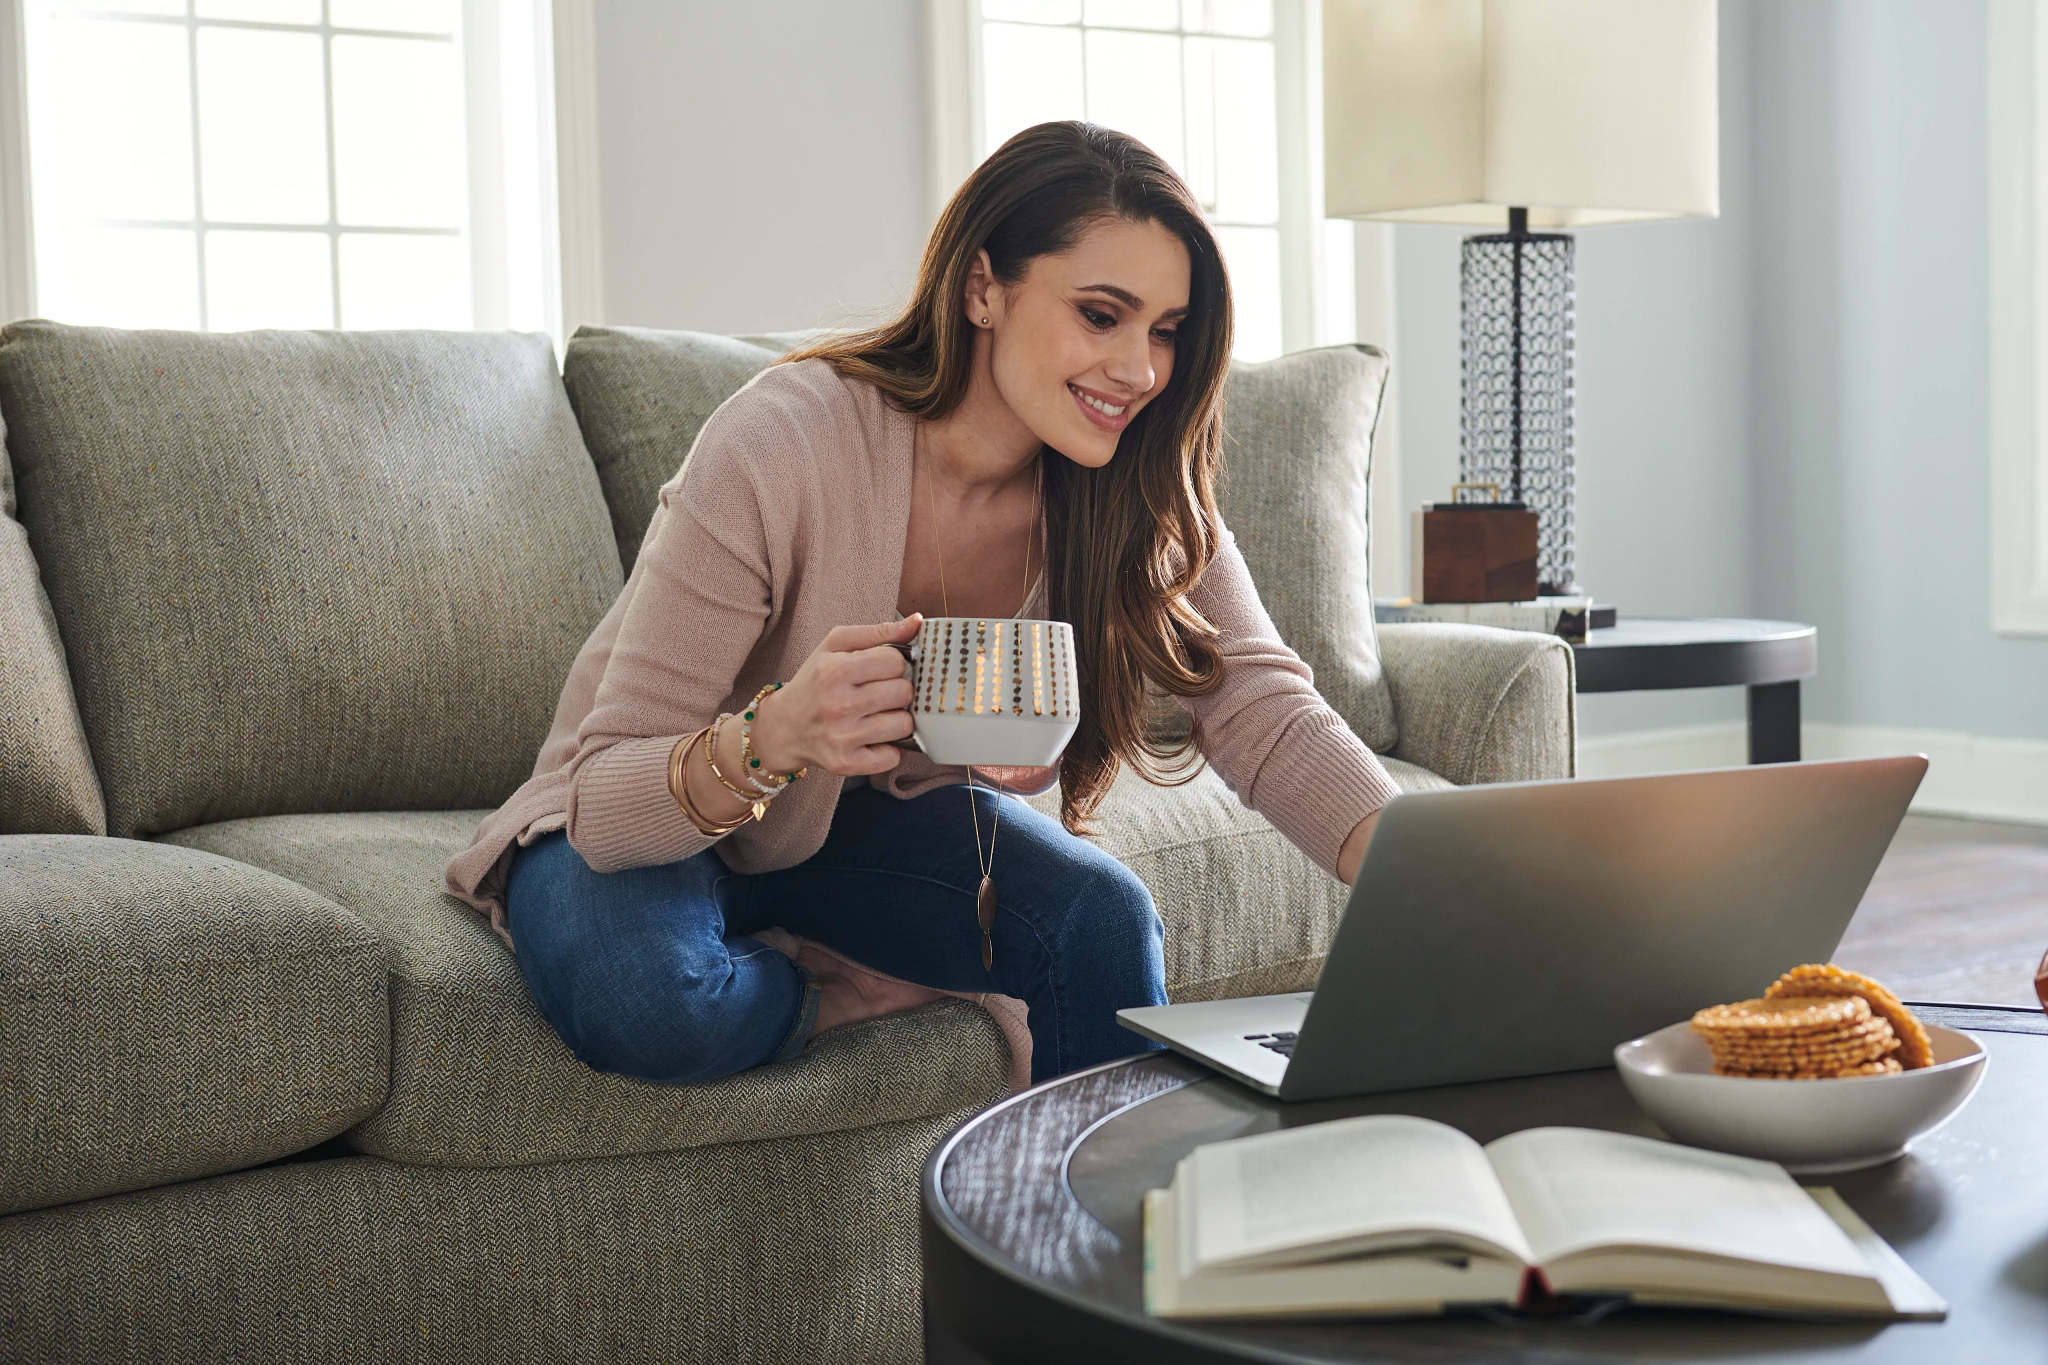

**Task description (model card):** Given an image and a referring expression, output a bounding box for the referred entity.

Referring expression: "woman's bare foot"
[754,928,945,1037]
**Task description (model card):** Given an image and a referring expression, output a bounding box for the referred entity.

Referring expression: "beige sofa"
[0,320,1574,1363]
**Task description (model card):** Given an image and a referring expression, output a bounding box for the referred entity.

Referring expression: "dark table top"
[923,1003,2048,1364]
[1573,617,1818,693]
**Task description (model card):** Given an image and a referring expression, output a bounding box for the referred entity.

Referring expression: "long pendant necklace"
[922,427,1041,973]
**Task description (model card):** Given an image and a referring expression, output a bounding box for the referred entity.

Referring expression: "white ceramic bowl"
[1614,1022,1987,1173]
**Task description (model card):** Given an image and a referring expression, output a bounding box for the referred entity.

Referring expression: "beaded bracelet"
[740,682,808,791]
[705,713,770,821]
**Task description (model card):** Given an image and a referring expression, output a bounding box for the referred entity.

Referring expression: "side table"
[923,1003,2048,1364]
[1573,618,1817,764]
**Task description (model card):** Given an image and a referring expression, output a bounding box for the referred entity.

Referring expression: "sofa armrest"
[0,835,388,1215]
[1377,623,1577,786]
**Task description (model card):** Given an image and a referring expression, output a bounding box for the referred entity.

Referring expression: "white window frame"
[0,0,603,345]
[927,0,1350,353]
[1990,0,2048,636]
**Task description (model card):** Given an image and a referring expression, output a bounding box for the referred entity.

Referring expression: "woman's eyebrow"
[1077,284,1189,320]
[1076,283,1143,308]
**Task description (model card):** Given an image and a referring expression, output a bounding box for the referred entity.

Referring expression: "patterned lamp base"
[1459,208,1579,595]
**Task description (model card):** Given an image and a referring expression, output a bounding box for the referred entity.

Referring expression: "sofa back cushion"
[0,322,622,838]
[0,419,105,834]
[563,327,784,572]
[1216,344,1397,752]
[564,329,1395,751]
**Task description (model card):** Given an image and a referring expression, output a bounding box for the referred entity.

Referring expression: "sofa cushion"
[0,1106,968,1364]
[0,321,624,839]
[562,327,783,572]
[0,418,103,835]
[1028,755,1451,1001]
[156,811,1010,1167]
[1217,344,1398,753]
[0,835,387,1215]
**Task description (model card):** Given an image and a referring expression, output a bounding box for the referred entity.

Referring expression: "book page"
[1186,1115,1533,1273]
[1484,1127,1869,1277]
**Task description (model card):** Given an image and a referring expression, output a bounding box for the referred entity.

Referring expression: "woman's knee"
[1062,848,1165,961]
[547,943,806,1086]
[505,834,803,1085]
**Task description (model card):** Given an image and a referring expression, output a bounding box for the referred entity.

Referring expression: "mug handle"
[886,636,925,751]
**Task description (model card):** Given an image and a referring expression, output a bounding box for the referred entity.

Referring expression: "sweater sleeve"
[555,395,797,874]
[1183,526,1401,877]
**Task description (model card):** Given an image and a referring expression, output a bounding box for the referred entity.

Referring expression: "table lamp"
[1324,0,1719,595]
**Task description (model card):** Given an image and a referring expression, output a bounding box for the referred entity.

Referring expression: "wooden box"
[1413,504,1540,603]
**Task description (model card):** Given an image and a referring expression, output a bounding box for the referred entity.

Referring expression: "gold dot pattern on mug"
[954,621,970,714]
[1031,623,1045,716]
[973,620,988,715]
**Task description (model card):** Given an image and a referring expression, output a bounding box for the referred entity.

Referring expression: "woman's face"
[976,216,1191,468]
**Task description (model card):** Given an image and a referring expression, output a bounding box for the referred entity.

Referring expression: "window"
[4,0,566,337]
[1990,0,2048,635]
[960,0,1354,360]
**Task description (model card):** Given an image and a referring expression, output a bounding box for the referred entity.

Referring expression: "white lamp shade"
[1324,0,1719,227]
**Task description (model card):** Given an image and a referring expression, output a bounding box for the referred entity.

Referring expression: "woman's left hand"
[1337,808,1381,885]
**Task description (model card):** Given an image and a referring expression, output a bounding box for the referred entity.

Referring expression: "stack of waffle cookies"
[1690,964,1934,1080]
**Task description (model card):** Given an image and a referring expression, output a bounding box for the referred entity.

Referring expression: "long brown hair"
[789,121,1232,833]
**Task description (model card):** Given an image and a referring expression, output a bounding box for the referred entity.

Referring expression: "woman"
[445,122,1400,1088]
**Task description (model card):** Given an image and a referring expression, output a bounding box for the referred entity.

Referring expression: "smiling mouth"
[1069,382,1131,429]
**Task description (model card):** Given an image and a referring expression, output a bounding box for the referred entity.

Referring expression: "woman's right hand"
[746,615,921,777]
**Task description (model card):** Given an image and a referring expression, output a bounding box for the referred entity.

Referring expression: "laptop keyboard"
[1242,1030,1297,1057]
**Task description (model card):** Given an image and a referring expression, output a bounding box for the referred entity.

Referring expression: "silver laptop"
[1117,756,1927,1101]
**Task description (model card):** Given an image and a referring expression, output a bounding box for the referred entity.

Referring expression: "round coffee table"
[922,1003,2048,1364]
[1573,618,1818,764]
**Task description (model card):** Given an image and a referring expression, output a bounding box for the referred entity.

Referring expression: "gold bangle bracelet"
[670,727,752,836]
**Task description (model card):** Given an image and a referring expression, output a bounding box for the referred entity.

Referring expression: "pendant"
[977,875,997,971]
[751,800,768,822]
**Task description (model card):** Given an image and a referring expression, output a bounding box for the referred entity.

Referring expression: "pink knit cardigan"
[446,359,1400,943]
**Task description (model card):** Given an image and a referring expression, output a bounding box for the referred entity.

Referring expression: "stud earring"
[981,316,990,326]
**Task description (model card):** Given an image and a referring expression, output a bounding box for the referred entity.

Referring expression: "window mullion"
[322,0,341,328]
[185,0,207,330]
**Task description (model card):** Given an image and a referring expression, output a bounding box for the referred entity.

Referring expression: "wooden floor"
[1833,814,2048,1007]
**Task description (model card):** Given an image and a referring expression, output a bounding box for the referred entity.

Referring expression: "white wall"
[589,0,930,334]
[1751,0,2048,742]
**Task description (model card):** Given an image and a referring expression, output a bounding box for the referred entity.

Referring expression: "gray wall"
[1751,0,2048,739]
[1388,0,1758,737]
[590,0,930,334]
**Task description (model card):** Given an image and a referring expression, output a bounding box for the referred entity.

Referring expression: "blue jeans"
[504,782,1168,1087]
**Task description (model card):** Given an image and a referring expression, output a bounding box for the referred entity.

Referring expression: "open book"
[1144,1117,1944,1321]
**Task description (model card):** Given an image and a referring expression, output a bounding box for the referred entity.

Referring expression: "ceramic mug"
[900,616,1080,766]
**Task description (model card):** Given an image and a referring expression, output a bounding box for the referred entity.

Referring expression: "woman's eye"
[1152,328,1178,346]
[1080,307,1115,329]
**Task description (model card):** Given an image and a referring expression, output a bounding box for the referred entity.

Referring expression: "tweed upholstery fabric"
[1025,754,1451,1001]
[1378,622,1578,785]
[159,810,1010,1166]
[1216,344,1398,754]
[0,1106,970,1364]
[0,421,103,834]
[0,321,623,839]
[0,835,386,1216]
[562,327,781,571]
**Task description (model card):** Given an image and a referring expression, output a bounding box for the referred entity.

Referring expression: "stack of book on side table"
[1144,1116,1945,1323]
